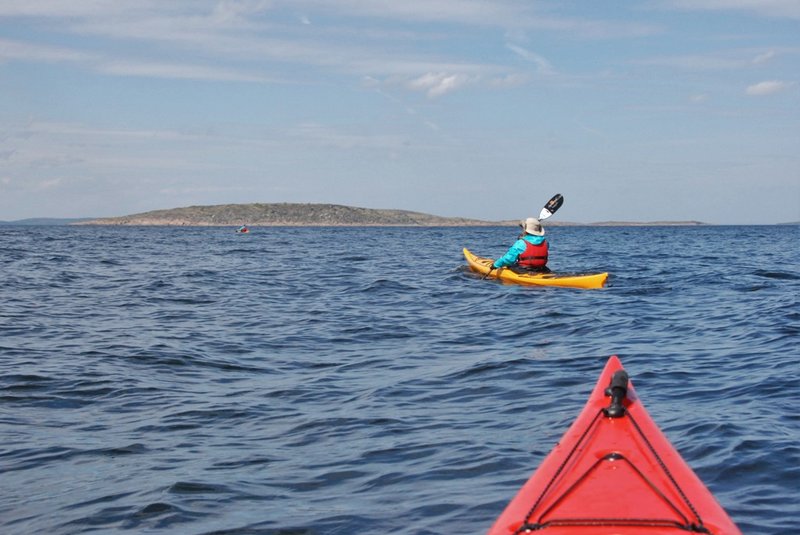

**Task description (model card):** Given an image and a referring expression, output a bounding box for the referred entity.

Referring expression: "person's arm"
[492,239,527,268]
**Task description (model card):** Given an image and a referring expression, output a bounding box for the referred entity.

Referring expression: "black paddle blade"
[545,193,563,213]
[539,193,564,220]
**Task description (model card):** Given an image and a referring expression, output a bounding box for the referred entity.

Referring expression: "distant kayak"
[236,226,250,234]
[463,248,608,289]
[487,355,741,535]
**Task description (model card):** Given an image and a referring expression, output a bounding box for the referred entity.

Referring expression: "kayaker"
[490,217,550,273]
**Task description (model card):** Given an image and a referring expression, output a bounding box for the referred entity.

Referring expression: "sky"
[1,1,799,224]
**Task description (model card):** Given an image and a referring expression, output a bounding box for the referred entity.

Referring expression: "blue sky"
[1,1,798,224]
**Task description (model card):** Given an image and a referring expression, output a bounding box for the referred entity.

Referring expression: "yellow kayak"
[463,248,608,289]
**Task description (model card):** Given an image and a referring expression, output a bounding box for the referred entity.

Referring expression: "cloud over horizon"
[1,0,798,224]
[745,80,795,96]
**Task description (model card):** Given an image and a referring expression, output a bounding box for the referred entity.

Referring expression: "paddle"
[539,193,564,221]
[483,194,564,279]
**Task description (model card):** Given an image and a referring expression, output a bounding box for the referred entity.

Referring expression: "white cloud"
[745,80,795,96]
[663,0,800,20]
[0,38,94,63]
[4,120,223,174]
[0,1,148,18]
[37,178,63,191]
[0,0,663,104]
[488,73,529,89]
[752,50,776,65]
[97,60,277,83]
[634,48,790,72]
[636,53,752,71]
[505,43,554,75]
[0,1,660,81]
[406,72,473,98]
[294,0,658,37]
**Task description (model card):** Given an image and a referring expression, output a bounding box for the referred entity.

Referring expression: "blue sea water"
[0,224,798,535]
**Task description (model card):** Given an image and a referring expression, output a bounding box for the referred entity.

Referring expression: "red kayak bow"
[488,356,741,534]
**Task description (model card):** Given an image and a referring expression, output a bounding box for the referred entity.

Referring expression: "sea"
[1,224,798,535]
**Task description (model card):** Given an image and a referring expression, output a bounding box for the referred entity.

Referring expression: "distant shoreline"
[4,203,795,226]
[69,221,710,227]
[61,202,708,227]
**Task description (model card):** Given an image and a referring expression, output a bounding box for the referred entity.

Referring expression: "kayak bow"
[488,356,740,534]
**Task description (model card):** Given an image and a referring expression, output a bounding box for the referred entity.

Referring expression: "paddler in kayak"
[489,217,550,273]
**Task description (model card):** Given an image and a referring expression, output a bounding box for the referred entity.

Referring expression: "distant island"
[0,203,718,227]
[68,203,710,227]
[73,203,498,227]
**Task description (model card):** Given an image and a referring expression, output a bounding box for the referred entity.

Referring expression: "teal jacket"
[492,235,547,269]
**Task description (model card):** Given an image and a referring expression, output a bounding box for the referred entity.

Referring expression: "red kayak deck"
[488,356,740,534]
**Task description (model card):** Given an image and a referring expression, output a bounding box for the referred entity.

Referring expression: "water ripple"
[0,224,797,534]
